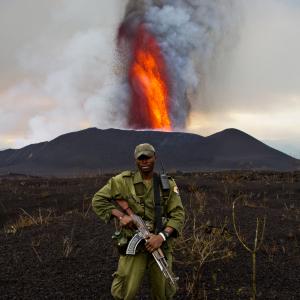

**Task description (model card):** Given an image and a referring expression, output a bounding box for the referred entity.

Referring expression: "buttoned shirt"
[92,170,185,239]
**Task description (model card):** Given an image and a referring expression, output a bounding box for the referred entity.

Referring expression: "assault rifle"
[116,199,178,287]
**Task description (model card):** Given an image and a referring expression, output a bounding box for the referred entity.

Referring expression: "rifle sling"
[153,173,163,234]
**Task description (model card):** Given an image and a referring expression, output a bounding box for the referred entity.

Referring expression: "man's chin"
[140,167,152,173]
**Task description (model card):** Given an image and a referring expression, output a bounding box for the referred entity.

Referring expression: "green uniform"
[92,170,185,300]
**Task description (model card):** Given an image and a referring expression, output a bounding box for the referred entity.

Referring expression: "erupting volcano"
[119,24,172,131]
[116,0,238,132]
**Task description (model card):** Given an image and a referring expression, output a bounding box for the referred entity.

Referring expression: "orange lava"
[129,25,172,130]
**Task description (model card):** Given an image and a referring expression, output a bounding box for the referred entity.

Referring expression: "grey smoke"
[120,0,241,129]
[0,0,128,148]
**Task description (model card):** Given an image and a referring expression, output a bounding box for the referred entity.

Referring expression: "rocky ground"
[0,171,299,299]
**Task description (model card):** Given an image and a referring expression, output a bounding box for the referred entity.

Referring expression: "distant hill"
[0,128,298,176]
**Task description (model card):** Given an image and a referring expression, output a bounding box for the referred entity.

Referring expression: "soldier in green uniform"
[92,143,185,300]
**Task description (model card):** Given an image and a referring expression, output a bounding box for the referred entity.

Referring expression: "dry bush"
[175,219,234,299]
[175,188,234,299]
[232,198,266,300]
[186,184,207,216]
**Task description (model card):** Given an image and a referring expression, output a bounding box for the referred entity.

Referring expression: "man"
[92,143,185,300]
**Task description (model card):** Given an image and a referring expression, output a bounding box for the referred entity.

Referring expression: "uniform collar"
[133,170,144,184]
[134,170,155,187]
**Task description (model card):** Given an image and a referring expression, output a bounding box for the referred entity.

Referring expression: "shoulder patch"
[173,185,180,195]
[121,170,132,177]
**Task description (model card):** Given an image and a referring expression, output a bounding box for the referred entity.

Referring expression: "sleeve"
[92,176,123,224]
[164,179,185,237]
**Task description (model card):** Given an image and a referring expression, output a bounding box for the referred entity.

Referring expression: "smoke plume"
[117,0,240,130]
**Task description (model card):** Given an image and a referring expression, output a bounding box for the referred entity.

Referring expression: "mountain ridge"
[0,127,298,176]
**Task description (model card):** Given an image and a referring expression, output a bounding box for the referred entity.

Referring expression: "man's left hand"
[145,234,164,252]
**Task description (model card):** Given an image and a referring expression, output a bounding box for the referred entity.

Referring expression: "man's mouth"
[141,165,150,170]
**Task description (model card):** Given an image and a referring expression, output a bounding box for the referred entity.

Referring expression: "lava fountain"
[118,23,172,131]
[129,25,171,130]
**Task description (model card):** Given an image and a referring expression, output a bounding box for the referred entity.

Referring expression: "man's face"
[136,154,156,175]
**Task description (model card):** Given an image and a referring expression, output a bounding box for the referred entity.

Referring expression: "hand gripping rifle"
[116,199,178,287]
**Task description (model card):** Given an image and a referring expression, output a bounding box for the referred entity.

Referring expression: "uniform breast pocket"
[127,196,144,215]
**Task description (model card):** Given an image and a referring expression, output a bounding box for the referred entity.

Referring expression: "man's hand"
[119,215,134,228]
[112,209,134,228]
[145,234,164,253]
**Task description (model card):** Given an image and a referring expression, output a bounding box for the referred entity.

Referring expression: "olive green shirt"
[92,170,185,236]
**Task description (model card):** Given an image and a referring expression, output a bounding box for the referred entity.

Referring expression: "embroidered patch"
[174,186,180,195]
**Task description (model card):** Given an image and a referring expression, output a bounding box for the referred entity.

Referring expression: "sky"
[0,0,299,159]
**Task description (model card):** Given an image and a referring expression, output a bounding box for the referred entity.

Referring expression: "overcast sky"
[0,0,299,159]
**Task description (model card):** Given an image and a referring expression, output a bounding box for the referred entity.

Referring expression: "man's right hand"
[119,215,134,228]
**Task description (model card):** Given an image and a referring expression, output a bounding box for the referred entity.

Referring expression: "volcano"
[0,128,298,176]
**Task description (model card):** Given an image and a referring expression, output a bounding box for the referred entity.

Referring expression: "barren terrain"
[0,171,299,299]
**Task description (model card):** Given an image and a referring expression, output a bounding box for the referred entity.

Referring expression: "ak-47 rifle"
[116,199,178,287]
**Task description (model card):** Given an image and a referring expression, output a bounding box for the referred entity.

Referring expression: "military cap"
[134,143,156,159]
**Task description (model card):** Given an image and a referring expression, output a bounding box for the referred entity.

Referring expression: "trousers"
[111,251,176,300]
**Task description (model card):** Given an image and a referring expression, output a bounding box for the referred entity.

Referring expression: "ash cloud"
[0,0,127,148]
[194,0,300,158]
[204,0,300,113]
[118,0,240,129]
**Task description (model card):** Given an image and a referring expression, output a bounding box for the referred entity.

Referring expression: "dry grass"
[4,208,54,235]
[62,228,75,258]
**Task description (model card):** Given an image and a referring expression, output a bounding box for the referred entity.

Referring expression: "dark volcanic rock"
[0,172,300,299]
[0,128,298,176]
